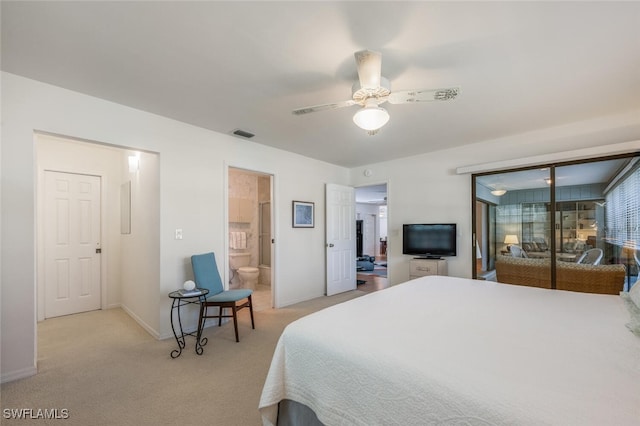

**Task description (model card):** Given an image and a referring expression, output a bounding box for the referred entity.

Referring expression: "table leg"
[195,298,208,355]
[170,298,186,358]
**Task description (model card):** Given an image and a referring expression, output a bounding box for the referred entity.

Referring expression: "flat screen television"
[402,223,457,258]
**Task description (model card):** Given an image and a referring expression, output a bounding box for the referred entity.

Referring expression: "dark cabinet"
[356,220,363,257]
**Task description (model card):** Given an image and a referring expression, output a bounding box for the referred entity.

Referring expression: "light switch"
[175,229,183,240]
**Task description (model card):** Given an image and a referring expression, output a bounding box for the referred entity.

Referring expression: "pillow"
[620,291,640,336]
[629,281,640,310]
[537,242,548,251]
[522,242,535,252]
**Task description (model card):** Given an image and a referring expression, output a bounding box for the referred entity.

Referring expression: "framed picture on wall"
[292,201,314,228]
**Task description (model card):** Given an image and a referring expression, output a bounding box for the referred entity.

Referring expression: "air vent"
[232,129,255,139]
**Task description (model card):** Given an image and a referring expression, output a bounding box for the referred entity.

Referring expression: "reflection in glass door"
[474,155,638,293]
[557,160,639,291]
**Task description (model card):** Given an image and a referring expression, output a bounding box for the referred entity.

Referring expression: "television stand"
[409,258,448,279]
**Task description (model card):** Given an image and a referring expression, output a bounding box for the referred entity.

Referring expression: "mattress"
[259,276,640,425]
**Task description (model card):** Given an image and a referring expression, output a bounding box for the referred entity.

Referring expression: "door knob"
[327,243,334,247]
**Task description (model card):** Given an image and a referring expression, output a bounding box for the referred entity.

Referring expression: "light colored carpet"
[252,284,272,312]
[0,290,366,425]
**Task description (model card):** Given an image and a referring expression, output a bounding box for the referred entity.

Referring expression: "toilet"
[229,253,260,290]
[237,266,260,290]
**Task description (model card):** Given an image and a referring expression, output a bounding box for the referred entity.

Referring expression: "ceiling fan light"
[353,105,389,132]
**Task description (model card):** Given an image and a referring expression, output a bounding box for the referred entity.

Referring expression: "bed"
[259,276,640,425]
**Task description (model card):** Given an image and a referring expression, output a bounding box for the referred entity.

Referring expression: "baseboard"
[119,304,160,340]
[279,292,325,308]
[1,365,37,384]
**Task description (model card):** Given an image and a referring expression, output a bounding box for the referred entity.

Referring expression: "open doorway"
[355,183,388,292]
[35,132,161,345]
[228,167,273,311]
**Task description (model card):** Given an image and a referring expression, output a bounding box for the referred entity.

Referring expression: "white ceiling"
[2,2,640,168]
[356,183,387,205]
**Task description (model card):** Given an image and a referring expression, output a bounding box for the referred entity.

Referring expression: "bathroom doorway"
[228,167,273,311]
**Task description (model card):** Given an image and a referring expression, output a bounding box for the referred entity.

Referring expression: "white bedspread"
[259,276,640,425]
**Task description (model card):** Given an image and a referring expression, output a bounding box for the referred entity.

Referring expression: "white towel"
[229,232,247,249]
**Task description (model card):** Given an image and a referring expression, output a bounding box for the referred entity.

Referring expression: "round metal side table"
[168,288,209,358]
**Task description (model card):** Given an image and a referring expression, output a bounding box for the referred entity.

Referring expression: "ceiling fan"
[292,50,460,135]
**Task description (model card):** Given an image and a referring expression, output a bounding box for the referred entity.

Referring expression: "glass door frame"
[472,152,638,285]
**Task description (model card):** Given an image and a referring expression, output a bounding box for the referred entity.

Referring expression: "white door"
[326,183,356,296]
[44,171,102,318]
[363,213,376,256]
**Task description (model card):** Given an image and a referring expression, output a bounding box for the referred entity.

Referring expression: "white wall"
[378,206,388,239]
[0,72,349,382]
[355,203,379,218]
[120,150,161,335]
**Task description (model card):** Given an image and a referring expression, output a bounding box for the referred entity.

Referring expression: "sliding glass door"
[474,167,552,284]
[473,154,639,293]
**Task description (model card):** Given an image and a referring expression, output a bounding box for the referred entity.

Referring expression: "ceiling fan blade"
[354,50,382,90]
[388,87,460,104]
[292,99,357,115]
